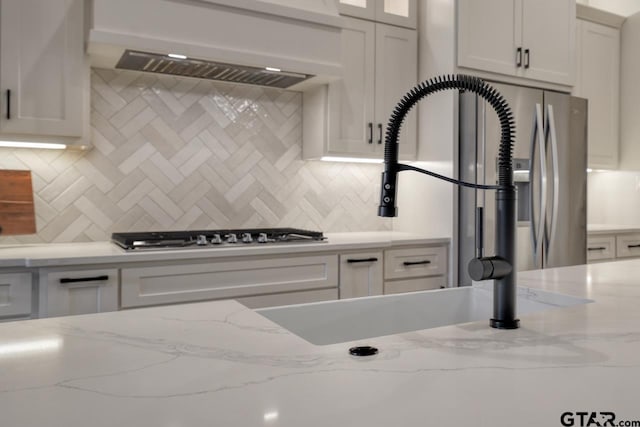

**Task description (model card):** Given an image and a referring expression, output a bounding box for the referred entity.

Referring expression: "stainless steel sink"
[256,286,592,345]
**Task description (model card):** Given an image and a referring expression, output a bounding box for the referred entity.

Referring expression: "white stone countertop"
[0,232,450,268]
[1,259,639,426]
[587,224,640,234]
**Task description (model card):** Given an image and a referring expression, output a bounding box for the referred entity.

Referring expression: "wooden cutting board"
[0,170,36,235]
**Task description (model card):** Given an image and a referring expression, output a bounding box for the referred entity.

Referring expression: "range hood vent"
[88,0,342,91]
[116,50,313,89]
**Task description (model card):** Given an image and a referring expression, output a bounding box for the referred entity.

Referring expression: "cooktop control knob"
[196,235,208,246]
[211,234,222,245]
[257,233,268,243]
[226,233,238,244]
[241,233,253,243]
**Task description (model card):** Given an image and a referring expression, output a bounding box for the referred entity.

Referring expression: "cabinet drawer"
[39,268,119,318]
[587,236,616,261]
[0,273,32,319]
[616,233,640,259]
[384,245,447,280]
[121,255,338,308]
[383,276,445,295]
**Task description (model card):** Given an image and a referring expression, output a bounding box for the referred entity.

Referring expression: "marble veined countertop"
[1,259,639,426]
[0,232,449,268]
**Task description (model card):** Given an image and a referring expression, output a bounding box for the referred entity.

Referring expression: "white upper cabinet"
[457,0,575,86]
[457,0,518,77]
[375,23,417,159]
[326,18,376,156]
[574,20,620,170]
[0,0,85,139]
[619,11,640,170]
[303,17,417,160]
[337,0,417,28]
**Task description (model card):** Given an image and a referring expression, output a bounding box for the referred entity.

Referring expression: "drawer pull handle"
[347,257,378,264]
[60,275,109,284]
[403,260,431,266]
[6,89,10,120]
[587,247,606,251]
[628,244,640,249]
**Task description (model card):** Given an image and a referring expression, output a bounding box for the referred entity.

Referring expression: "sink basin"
[256,286,592,345]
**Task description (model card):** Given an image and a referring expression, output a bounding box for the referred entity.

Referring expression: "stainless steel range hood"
[87,0,342,91]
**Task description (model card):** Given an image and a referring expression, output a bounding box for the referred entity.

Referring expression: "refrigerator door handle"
[529,103,547,266]
[544,104,560,264]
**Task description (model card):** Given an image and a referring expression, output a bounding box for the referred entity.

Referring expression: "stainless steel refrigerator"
[458,82,588,286]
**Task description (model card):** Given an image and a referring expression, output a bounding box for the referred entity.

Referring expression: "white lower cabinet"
[0,272,32,320]
[383,245,448,294]
[587,232,640,262]
[587,235,616,262]
[121,255,339,309]
[615,233,640,259]
[28,240,450,318]
[38,268,118,318]
[339,251,383,299]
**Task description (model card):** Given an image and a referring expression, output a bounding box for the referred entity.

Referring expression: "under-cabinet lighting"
[0,337,62,357]
[265,67,281,72]
[0,141,67,150]
[320,156,383,164]
[263,411,279,422]
[168,53,188,59]
[587,168,593,173]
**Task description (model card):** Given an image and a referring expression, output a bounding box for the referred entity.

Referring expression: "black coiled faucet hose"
[377,74,520,330]
[378,74,516,218]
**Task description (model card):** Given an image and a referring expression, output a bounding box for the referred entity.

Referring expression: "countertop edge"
[0,233,451,268]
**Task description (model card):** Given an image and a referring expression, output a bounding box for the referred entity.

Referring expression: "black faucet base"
[490,318,520,329]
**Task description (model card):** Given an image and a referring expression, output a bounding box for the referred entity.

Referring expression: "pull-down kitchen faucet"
[378,74,520,329]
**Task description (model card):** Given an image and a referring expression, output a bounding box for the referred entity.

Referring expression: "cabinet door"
[0,0,84,137]
[337,0,376,21]
[374,23,417,160]
[339,252,383,299]
[0,273,32,320]
[39,268,118,318]
[327,18,376,157]
[574,20,619,170]
[520,0,575,85]
[121,255,339,308]
[338,0,417,28]
[457,0,520,77]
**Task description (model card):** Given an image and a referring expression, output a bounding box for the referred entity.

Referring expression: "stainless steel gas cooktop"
[111,228,326,251]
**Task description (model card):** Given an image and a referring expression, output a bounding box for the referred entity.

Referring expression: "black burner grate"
[111,228,325,250]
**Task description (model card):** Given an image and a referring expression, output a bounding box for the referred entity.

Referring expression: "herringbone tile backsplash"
[0,69,391,244]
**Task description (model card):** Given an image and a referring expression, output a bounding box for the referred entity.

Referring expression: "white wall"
[392,0,456,238]
[588,171,640,225]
